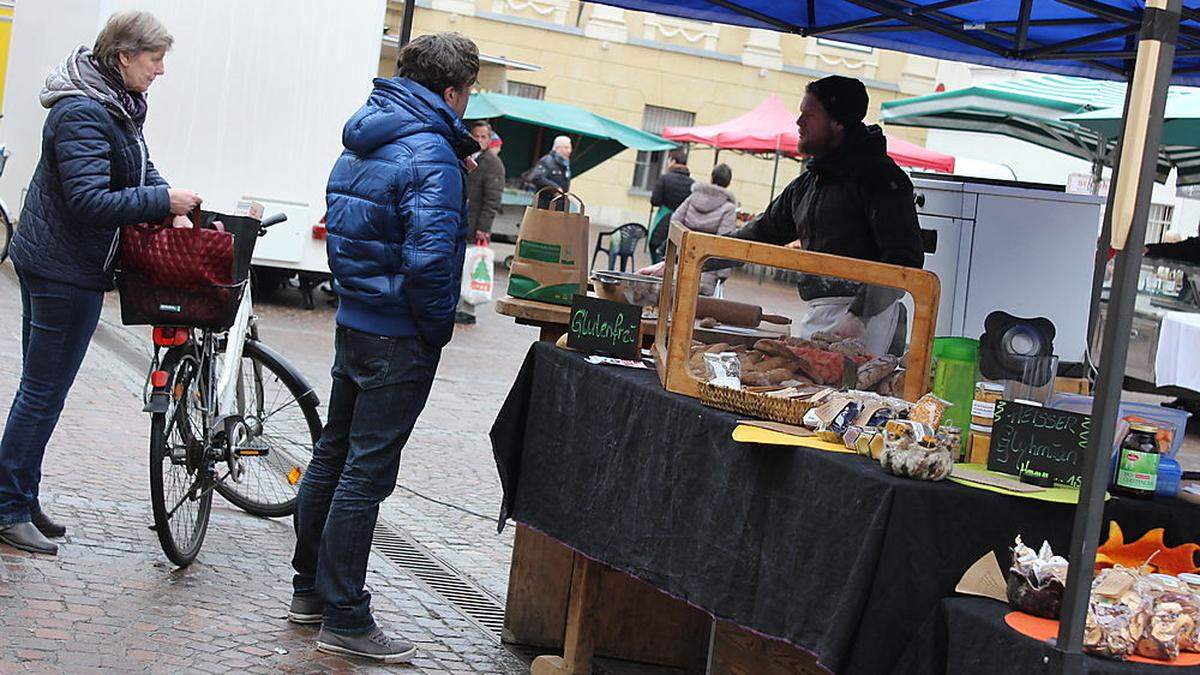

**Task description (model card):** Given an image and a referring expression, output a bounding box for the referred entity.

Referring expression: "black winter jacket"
[529,151,570,208]
[650,165,694,211]
[732,124,923,317]
[12,96,170,290]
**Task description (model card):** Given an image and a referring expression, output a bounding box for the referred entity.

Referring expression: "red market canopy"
[661,94,955,173]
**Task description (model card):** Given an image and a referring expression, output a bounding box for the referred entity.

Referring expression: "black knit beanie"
[806,75,869,126]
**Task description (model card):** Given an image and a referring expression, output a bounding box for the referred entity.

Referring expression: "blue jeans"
[0,269,104,527]
[292,326,440,634]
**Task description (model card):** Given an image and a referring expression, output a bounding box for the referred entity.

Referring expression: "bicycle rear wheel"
[149,347,214,567]
[214,340,321,518]
[0,208,11,264]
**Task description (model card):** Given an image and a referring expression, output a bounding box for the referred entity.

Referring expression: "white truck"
[1,0,387,305]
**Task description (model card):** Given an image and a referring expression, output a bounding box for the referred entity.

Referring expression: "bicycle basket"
[116,208,261,329]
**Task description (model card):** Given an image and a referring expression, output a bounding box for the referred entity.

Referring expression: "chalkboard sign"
[567,294,642,359]
[987,400,1090,487]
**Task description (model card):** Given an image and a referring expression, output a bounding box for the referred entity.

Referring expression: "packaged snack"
[843,425,867,450]
[1006,537,1068,619]
[704,352,742,389]
[854,427,881,458]
[910,393,952,427]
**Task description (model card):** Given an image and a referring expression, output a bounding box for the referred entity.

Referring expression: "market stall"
[662,93,956,200]
[463,92,676,243]
[480,0,1200,673]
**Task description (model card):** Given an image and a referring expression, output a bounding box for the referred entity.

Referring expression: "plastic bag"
[461,245,495,306]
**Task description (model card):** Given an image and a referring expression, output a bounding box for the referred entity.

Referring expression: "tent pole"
[1083,136,1123,384]
[400,0,417,46]
[1057,1,1180,672]
[769,136,782,202]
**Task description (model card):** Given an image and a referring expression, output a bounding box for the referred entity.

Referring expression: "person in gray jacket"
[671,163,738,296]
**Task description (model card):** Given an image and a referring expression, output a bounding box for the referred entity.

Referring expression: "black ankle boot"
[0,522,58,555]
[31,508,66,538]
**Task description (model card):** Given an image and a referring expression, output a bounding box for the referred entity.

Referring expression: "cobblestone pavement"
[0,264,530,674]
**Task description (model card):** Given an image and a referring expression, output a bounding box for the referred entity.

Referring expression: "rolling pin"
[696,297,791,328]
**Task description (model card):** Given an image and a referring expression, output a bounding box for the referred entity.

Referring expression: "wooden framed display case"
[652,223,941,402]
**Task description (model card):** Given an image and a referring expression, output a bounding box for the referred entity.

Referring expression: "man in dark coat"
[528,135,571,208]
[641,75,923,356]
[648,148,694,259]
[733,75,923,355]
[457,119,505,324]
[290,32,481,664]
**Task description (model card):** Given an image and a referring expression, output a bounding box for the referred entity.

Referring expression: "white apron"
[798,296,901,357]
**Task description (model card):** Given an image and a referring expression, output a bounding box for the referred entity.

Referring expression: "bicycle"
[0,146,13,265]
[142,213,323,567]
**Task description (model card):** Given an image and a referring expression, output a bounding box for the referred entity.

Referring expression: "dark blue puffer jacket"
[325,77,476,347]
[12,96,171,291]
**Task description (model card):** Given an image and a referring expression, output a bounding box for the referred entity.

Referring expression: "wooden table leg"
[538,325,566,343]
[531,552,602,675]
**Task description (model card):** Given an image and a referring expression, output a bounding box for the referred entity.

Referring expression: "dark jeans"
[292,326,440,634]
[0,269,104,527]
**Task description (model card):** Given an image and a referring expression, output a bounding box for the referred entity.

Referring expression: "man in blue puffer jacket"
[289,33,481,664]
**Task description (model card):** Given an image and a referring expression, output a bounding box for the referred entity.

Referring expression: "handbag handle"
[532,186,586,216]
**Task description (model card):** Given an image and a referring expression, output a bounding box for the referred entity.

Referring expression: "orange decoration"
[1094,522,1200,576]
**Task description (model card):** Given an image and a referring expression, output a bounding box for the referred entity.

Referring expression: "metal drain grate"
[372,521,507,640]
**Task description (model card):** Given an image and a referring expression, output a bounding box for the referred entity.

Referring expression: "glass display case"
[1094,256,1200,388]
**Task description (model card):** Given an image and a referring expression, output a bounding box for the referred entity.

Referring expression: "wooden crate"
[652,223,941,403]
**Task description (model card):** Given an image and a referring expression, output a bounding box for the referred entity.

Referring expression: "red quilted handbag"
[116,207,241,328]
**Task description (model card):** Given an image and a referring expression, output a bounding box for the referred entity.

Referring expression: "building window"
[816,37,874,53]
[632,105,694,192]
[1148,203,1175,243]
[505,81,545,100]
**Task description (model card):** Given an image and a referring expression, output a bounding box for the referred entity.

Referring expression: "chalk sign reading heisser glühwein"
[987,399,1090,488]
[567,294,642,360]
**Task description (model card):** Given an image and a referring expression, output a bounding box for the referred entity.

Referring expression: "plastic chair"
[592,223,648,272]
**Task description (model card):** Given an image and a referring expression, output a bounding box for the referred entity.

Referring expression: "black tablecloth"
[899,597,1200,674]
[490,343,1200,674]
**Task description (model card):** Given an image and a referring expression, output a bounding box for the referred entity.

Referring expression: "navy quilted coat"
[325,77,475,347]
[12,96,171,290]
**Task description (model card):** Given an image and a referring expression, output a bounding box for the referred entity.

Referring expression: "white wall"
[2,0,386,269]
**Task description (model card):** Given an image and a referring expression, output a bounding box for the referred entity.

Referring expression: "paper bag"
[508,189,589,306]
[461,245,495,306]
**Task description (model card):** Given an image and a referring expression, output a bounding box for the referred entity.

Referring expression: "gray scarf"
[40,46,148,127]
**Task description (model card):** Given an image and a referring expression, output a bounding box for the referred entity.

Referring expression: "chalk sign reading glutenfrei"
[567,294,642,359]
[987,399,1090,487]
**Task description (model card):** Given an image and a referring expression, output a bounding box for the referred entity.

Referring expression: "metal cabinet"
[913,176,1104,366]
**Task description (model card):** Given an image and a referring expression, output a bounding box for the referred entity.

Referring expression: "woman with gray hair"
[0,10,202,556]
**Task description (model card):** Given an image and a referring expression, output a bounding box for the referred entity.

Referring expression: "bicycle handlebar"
[260,213,288,229]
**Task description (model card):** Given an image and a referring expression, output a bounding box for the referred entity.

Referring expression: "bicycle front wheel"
[150,347,214,567]
[215,340,321,518]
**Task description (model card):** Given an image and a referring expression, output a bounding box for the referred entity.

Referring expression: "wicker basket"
[697,381,817,425]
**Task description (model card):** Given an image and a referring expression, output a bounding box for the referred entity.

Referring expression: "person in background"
[0,11,201,557]
[529,135,571,209]
[640,75,922,357]
[457,119,505,325]
[649,148,695,262]
[671,163,737,296]
[289,32,480,664]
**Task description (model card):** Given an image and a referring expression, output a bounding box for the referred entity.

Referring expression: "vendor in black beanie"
[645,74,924,357]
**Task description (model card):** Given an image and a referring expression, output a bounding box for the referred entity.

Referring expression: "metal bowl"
[590,270,663,308]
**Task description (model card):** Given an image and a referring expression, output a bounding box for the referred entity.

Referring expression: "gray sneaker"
[287,594,323,625]
[316,626,416,663]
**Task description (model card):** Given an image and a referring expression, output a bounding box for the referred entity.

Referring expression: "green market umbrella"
[1067,93,1200,176]
[465,92,676,178]
[880,75,1197,185]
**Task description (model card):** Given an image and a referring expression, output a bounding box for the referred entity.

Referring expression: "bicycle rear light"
[152,326,190,346]
[150,370,169,388]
